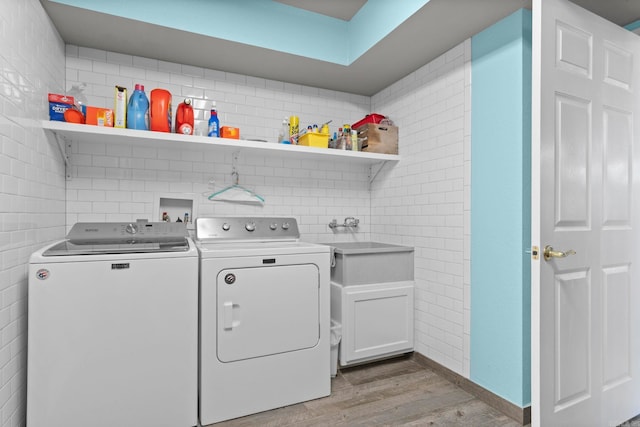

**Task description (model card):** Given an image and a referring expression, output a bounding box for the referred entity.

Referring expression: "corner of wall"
[469,8,532,408]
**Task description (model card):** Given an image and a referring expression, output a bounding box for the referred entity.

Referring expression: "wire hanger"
[208,152,265,205]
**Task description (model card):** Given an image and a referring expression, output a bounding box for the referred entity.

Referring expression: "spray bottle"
[207,102,220,137]
[278,117,290,144]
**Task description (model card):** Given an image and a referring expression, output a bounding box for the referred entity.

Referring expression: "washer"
[27,221,198,427]
[196,217,330,425]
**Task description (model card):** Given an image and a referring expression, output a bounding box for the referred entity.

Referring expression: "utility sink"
[322,242,414,285]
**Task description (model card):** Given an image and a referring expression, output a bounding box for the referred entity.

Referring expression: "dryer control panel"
[195,217,300,241]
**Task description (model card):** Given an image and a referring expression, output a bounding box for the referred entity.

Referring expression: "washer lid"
[42,240,191,256]
[43,221,190,256]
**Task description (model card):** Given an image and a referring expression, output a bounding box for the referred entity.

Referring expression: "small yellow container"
[298,132,329,148]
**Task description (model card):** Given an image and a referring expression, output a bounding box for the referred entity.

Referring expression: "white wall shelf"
[42,121,401,166]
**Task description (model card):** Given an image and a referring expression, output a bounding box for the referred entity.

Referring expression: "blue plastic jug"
[127,84,149,130]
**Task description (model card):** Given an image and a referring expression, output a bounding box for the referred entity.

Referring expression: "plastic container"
[175,99,194,135]
[63,107,85,124]
[298,132,329,148]
[150,88,172,132]
[207,102,220,137]
[66,83,88,116]
[352,113,386,130]
[127,84,149,130]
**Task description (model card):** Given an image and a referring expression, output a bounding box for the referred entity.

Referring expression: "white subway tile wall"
[65,45,373,243]
[0,0,67,425]
[65,42,472,376]
[370,40,471,376]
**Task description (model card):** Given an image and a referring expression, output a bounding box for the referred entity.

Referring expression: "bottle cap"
[135,84,144,91]
[184,98,191,105]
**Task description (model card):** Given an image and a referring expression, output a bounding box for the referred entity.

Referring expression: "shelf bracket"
[369,161,386,185]
[52,132,72,179]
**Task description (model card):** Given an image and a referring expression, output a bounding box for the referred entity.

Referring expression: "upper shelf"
[42,121,400,165]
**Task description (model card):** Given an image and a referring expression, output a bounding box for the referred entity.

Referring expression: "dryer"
[195,217,330,425]
[27,221,198,427]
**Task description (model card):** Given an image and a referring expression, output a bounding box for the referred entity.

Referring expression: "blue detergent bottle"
[207,101,220,137]
[127,84,149,130]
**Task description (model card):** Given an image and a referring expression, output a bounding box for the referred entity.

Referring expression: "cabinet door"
[341,281,414,365]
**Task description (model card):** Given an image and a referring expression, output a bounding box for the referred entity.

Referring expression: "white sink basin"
[322,242,414,285]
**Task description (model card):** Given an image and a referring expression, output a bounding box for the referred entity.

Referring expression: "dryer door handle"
[223,301,234,330]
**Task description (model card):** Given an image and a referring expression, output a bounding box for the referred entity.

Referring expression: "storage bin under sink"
[323,242,414,285]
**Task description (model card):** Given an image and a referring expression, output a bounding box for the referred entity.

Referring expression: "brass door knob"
[543,245,576,261]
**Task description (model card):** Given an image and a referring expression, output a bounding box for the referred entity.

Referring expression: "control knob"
[282,222,290,230]
[245,222,256,232]
[125,223,138,234]
[269,223,278,230]
[222,223,230,231]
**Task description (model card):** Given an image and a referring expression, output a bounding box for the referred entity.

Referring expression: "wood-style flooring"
[207,355,523,426]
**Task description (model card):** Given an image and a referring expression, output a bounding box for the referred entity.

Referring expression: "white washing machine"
[27,221,198,427]
[195,217,330,425]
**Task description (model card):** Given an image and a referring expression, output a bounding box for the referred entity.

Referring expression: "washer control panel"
[195,217,300,241]
[66,220,188,243]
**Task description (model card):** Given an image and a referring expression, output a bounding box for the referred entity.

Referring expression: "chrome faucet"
[329,217,360,229]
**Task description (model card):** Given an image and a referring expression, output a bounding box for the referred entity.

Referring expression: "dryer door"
[217,264,320,362]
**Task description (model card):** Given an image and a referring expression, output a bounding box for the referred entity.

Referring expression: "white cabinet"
[331,281,414,366]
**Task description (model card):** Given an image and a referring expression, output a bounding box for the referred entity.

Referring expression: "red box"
[48,93,76,121]
[352,113,386,130]
[220,126,239,139]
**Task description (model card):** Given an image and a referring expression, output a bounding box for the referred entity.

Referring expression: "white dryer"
[27,221,198,427]
[195,217,330,425]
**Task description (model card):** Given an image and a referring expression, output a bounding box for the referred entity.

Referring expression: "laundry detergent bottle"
[126,84,149,130]
[175,99,194,135]
[150,88,172,132]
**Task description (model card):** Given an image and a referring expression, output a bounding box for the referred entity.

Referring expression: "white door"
[532,0,640,425]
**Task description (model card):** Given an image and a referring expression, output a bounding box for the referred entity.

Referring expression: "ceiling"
[273,0,367,21]
[41,0,640,96]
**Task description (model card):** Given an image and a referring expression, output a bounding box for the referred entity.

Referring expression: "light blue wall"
[625,19,640,32]
[49,0,429,64]
[470,9,531,408]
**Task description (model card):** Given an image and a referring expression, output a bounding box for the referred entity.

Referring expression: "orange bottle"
[175,99,194,135]
[150,89,172,132]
